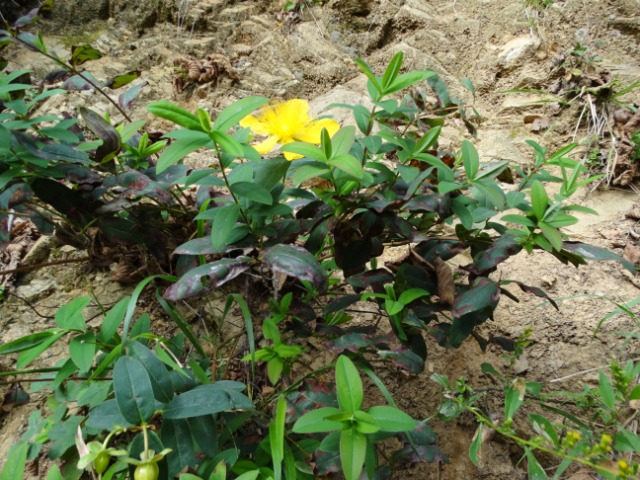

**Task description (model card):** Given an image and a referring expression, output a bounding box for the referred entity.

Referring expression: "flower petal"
[294,118,340,144]
[283,150,303,161]
[274,99,310,125]
[253,135,279,154]
[239,114,271,135]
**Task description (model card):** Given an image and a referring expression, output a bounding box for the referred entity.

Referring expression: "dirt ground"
[2,0,640,478]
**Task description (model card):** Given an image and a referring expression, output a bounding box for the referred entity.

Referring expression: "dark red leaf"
[163,257,252,301]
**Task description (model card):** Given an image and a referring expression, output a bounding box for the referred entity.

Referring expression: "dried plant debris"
[172,53,239,93]
[609,108,640,186]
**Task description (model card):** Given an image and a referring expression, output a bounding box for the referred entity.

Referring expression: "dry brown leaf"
[433,255,455,305]
[625,204,640,220]
[623,243,640,265]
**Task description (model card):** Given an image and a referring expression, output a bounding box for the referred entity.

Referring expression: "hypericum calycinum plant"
[293,355,417,480]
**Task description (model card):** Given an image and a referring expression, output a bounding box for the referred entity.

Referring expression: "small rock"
[14,278,56,302]
[512,354,529,375]
[498,36,540,65]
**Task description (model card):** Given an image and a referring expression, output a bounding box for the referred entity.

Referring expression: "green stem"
[0,367,60,377]
[459,399,621,477]
[212,141,253,231]
[13,35,132,122]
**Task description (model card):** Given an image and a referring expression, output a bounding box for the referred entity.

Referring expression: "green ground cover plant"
[0,4,638,479]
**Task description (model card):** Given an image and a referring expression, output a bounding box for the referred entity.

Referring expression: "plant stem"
[13,35,132,122]
[0,367,61,377]
[0,256,90,276]
[460,400,621,477]
[212,142,253,230]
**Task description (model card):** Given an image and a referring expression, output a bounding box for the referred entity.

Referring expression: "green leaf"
[354,58,382,96]
[505,379,526,420]
[353,410,380,434]
[230,181,273,205]
[235,471,260,480]
[128,340,174,403]
[113,356,155,424]
[438,180,461,194]
[99,296,129,343]
[614,429,640,452]
[45,465,64,480]
[270,397,287,480]
[385,70,435,95]
[280,142,326,162]
[329,154,363,179]
[291,164,330,185]
[451,197,473,230]
[331,126,356,156]
[163,384,254,419]
[473,180,505,210]
[530,180,548,220]
[162,418,196,478]
[0,443,29,480]
[214,96,269,132]
[105,70,141,89]
[366,406,416,432]
[210,130,244,157]
[598,370,615,410]
[69,331,96,371]
[17,331,66,368]
[292,407,343,433]
[267,357,284,384]
[0,330,62,355]
[538,222,562,251]
[415,126,441,154]
[525,448,548,480]
[69,44,102,66]
[321,127,332,159]
[381,51,403,89]
[212,204,240,252]
[460,77,476,100]
[469,424,482,466]
[156,131,211,173]
[384,299,403,316]
[86,399,132,430]
[529,414,559,449]
[336,355,363,412]
[501,214,535,227]
[340,428,367,480]
[545,213,578,228]
[147,100,203,131]
[461,140,479,180]
[55,296,91,330]
[397,288,429,306]
[476,160,509,180]
[630,385,640,400]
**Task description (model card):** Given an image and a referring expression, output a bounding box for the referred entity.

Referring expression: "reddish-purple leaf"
[118,80,148,109]
[163,257,252,301]
[501,280,559,310]
[263,244,328,294]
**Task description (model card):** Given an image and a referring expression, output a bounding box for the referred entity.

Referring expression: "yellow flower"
[239,99,340,161]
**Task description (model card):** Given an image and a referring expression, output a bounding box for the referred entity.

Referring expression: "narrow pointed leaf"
[336,355,363,412]
[214,96,269,132]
